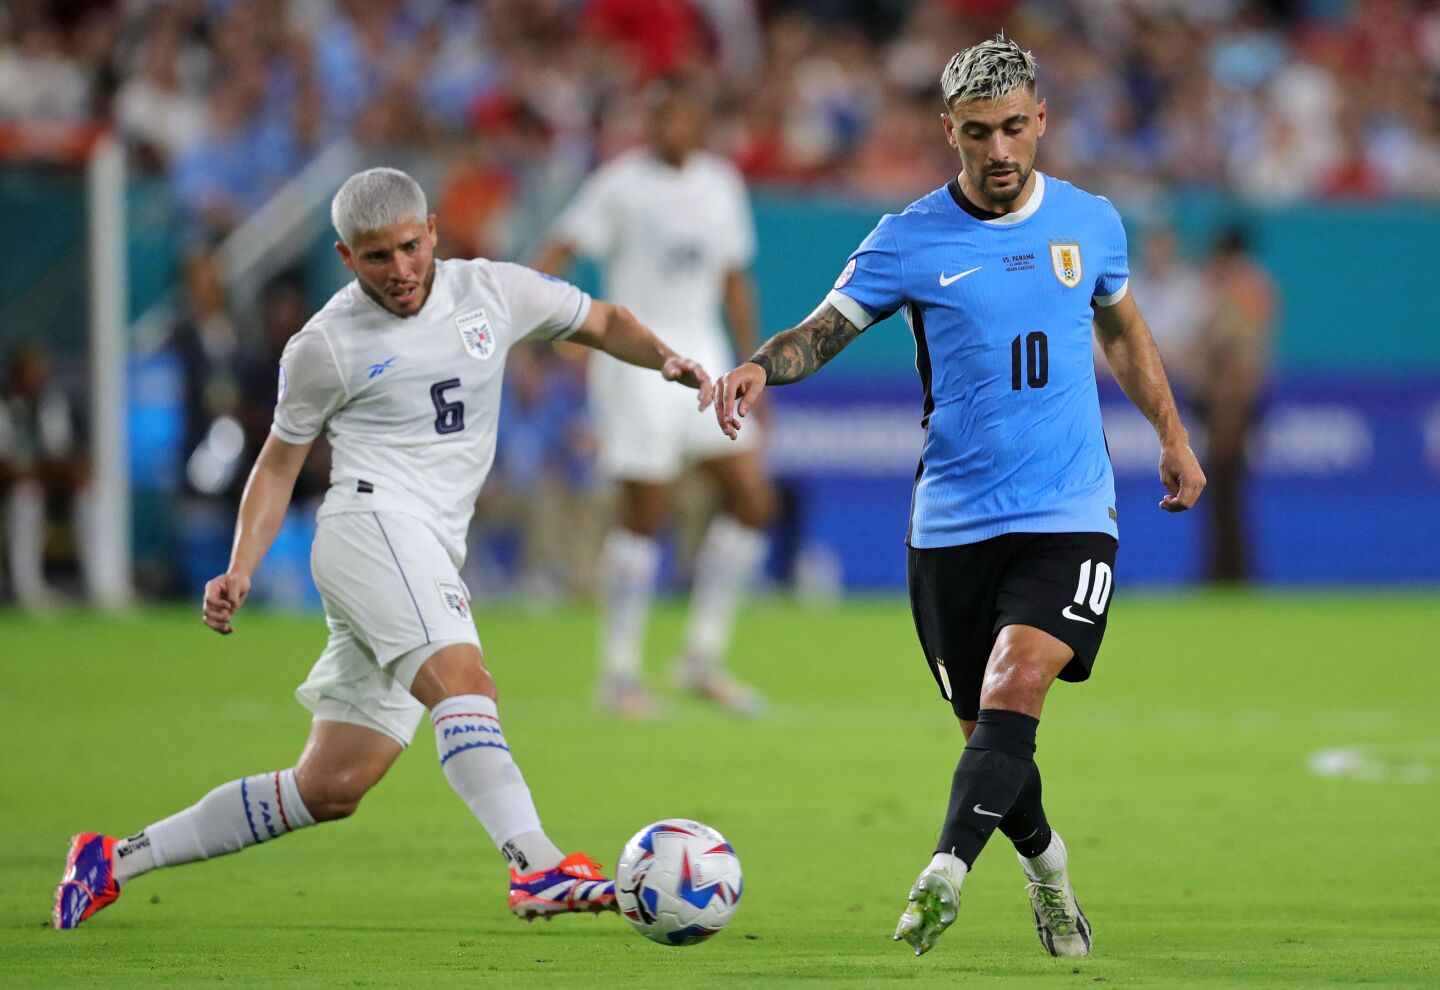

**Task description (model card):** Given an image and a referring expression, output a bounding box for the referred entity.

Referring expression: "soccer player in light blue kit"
[714,36,1205,959]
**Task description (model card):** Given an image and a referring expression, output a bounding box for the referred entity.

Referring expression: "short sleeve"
[1092,200,1130,307]
[495,262,593,342]
[717,166,757,269]
[823,214,906,330]
[550,166,620,259]
[271,330,346,444]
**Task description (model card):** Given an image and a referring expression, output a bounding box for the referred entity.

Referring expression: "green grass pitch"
[2,592,1438,988]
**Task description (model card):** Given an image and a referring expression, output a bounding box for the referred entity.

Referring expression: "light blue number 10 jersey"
[825,172,1131,548]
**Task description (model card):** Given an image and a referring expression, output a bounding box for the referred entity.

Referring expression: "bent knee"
[980,655,1055,711]
[297,772,374,822]
[307,795,362,822]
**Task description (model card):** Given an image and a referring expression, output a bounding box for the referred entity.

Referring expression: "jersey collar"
[947,171,1046,227]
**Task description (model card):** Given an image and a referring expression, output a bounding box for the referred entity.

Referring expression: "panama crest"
[455,308,495,360]
[1049,242,1083,288]
[436,579,470,621]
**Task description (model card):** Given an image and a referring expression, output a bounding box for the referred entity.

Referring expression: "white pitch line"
[1308,745,1433,783]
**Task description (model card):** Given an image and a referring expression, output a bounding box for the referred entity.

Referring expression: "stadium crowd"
[4,0,1440,242]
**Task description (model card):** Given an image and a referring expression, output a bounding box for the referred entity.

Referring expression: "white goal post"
[86,135,133,608]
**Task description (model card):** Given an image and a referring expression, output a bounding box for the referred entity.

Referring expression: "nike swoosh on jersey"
[939,267,982,286]
[1061,606,1095,625]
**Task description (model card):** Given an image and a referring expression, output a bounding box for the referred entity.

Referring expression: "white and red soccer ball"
[614,819,743,946]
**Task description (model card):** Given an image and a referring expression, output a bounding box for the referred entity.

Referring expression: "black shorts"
[907,532,1118,721]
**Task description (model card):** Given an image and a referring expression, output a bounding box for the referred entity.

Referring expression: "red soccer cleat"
[53,833,122,930]
[508,852,617,920]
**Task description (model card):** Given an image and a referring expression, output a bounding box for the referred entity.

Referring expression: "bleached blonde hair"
[330,167,428,246]
[940,34,1037,108]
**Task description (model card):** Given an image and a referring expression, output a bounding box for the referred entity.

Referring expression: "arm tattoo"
[747,304,862,385]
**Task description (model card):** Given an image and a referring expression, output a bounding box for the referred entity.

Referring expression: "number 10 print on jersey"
[820,172,1128,546]
[1010,332,1049,390]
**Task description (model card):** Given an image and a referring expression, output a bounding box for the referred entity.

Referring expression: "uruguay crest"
[1049,242,1083,288]
[455,308,495,360]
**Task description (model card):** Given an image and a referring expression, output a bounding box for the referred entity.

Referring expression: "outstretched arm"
[722,268,760,360]
[203,433,313,633]
[713,301,862,439]
[567,299,713,408]
[1092,293,1206,512]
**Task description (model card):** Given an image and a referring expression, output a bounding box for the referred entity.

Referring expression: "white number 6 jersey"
[271,258,591,563]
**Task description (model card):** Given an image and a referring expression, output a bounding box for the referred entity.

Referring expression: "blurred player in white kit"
[53,167,713,930]
[534,78,776,718]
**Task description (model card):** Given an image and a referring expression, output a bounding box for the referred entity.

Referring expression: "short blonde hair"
[330,167,427,246]
[940,34,1037,108]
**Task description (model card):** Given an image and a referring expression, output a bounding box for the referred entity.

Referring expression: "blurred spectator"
[472,345,600,602]
[0,17,92,123]
[168,245,251,503]
[846,91,952,200]
[0,343,94,609]
[1190,227,1277,584]
[237,274,331,505]
[1130,226,1208,387]
[6,0,1440,204]
[168,74,307,234]
[583,0,713,82]
[114,19,208,169]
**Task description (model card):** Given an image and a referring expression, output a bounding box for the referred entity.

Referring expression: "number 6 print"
[1072,559,1113,616]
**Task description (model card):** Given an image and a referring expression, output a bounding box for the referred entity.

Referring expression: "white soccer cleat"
[1020,833,1092,957]
[893,863,962,956]
[673,659,768,718]
[599,676,661,720]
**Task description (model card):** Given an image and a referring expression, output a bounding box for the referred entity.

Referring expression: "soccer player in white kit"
[53,167,714,930]
[534,78,776,718]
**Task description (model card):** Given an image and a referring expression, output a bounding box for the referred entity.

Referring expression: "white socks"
[924,833,1066,889]
[598,518,766,683]
[114,769,316,883]
[598,528,660,682]
[1021,830,1068,878]
[432,694,563,874]
[926,851,969,887]
[108,699,568,887]
[683,516,767,670]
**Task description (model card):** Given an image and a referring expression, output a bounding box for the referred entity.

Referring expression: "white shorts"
[590,349,757,483]
[297,510,481,747]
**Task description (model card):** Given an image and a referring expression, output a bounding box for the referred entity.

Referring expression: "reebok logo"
[1061,605,1095,625]
[973,804,1004,818]
[939,267,982,286]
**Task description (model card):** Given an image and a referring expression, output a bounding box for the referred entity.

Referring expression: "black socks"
[999,762,1053,858]
[936,708,1042,868]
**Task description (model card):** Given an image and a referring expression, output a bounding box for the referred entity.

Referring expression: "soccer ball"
[615,819,743,946]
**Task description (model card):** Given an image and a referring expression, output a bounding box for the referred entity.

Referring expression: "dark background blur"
[2,0,1438,609]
